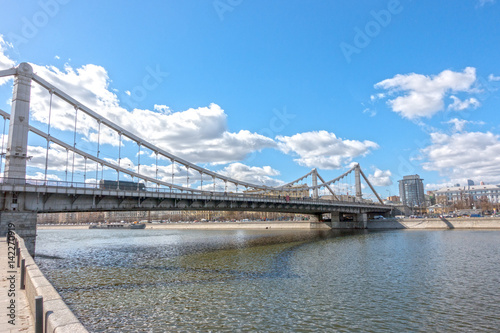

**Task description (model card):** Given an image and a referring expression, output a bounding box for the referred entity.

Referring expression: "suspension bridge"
[0,63,390,254]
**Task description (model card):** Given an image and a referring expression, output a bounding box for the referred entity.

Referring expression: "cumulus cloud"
[4,58,275,165]
[276,131,379,169]
[219,163,284,187]
[0,39,276,166]
[421,131,500,185]
[28,172,61,181]
[447,96,480,111]
[0,35,15,69]
[368,168,393,186]
[488,74,500,81]
[374,67,477,119]
[445,118,485,132]
[0,35,15,86]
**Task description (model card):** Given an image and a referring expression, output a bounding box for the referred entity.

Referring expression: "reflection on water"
[35,229,500,332]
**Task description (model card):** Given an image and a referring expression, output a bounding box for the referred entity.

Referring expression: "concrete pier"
[0,211,37,256]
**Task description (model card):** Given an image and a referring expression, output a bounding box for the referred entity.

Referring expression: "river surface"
[35,228,500,332]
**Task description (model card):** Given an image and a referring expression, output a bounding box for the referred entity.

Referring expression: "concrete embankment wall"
[148,221,332,230]
[15,233,88,333]
[368,218,500,229]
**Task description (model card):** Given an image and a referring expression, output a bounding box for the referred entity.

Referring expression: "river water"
[35,228,500,332]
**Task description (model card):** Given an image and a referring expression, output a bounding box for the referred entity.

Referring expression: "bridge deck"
[0,182,391,214]
[0,237,34,333]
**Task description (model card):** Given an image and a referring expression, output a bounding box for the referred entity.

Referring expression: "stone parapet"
[14,233,88,333]
[368,217,500,229]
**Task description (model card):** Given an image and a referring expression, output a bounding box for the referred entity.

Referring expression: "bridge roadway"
[0,179,390,216]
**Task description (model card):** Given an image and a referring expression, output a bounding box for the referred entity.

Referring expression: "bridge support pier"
[307,214,322,222]
[327,212,367,229]
[354,213,368,229]
[0,211,37,256]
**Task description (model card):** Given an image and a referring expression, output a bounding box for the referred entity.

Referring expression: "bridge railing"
[0,177,387,207]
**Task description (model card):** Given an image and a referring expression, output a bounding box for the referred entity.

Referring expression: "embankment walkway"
[0,236,34,333]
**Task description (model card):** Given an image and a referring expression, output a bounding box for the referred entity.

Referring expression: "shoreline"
[37,221,323,230]
[36,218,500,230]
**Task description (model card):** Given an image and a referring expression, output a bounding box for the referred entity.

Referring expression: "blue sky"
[0,0,499,198]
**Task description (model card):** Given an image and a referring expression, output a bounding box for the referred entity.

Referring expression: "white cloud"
[421,131,500,185]
[445,118,485,132]
[425,182,454,191]
[0,35,16,86]
[368,168,393,186]
[363,108,377,117]
[21,61,276,164]
[374,67,477,119]
[27,172,61,181]
[219,163,284,187]
[276,131,379,169]
[153,104,172,114]
[0,35,15,70]
[27,144,99,174]
[447,96,480,111]
[488,74,500,81]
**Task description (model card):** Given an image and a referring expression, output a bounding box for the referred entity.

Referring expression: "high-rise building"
[467,179,474,187]
[398,175,425,208]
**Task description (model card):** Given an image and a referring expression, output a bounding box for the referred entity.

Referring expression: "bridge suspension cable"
[0,65,385,204]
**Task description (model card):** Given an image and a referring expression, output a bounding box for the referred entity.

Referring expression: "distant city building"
[467,179,474,187]
[398,175,426,208]
[435,184,500,205]
[244,184,309,198]
[387,195,400,202]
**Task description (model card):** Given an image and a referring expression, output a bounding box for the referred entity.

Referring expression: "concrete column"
[330,211,340,222]
[356,213,368,229]
[355,164,362,202]
[312,168,318,199]
[0,211,37,256]
[4,63,33,182]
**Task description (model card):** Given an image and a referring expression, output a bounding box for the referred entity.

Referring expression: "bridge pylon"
[4,62,32,182]
[0,63,37,256]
